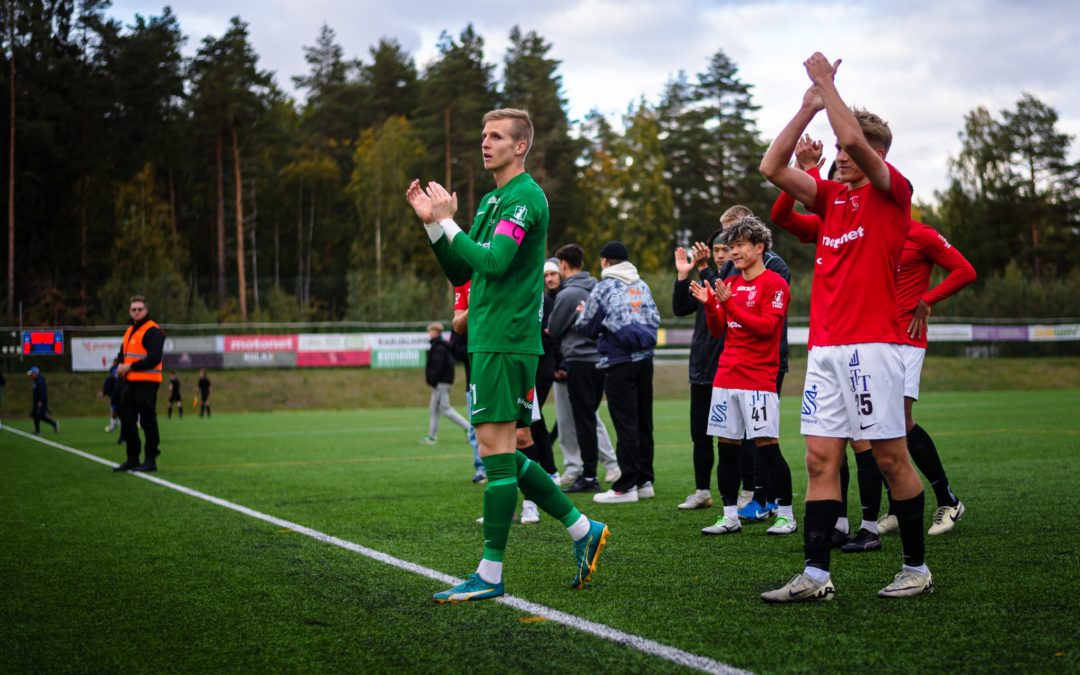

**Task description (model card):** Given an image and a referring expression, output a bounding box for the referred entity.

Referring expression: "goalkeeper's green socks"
[514,451,585,532]
[478,453,518,582]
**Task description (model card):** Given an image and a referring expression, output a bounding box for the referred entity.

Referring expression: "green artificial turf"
[2,390,1078,673]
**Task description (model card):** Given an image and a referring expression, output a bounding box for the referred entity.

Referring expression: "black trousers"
[32,407,57,433]
[120,381,160,463]
[605,358,655,491]
[689,383,718,490]
[530,372,558,475]
[566,361,605,478]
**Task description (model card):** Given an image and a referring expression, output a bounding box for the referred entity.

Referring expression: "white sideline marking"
[6,427,748,675]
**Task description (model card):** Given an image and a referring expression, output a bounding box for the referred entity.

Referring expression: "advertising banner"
[71,337,123,371]
[971,325,1029,342]
[296,351,372,368]
[164,352,224,370]
[371,349,425,369]
[224,335,297,353]
[365,332,430,351]
[1028,324,1080,342]
[222,351,299,368]
[928,324,974,342]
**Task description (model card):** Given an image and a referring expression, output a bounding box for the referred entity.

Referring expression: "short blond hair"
[852,107,892,154]
[482,108,534,157]
[720,205,754,228]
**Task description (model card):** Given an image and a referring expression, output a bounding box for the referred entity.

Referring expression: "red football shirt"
[895,222,977,348]
[453,282,471,311]
[808,162,912,346]
[704,269,789,391]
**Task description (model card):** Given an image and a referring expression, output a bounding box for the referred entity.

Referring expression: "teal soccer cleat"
[432,574,505,604]
[571,519,611,589]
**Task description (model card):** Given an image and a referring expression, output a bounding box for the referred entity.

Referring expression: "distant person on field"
[27,367,59,434]
[167,370,183,419]
[97,357,122,432]
[421,321,471,445]
[407,107,609,603]
[114,295,164,473]
[450,281,487,483]
[198,369,212,417]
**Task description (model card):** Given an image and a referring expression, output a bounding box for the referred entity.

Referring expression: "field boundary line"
[6,427,748,675]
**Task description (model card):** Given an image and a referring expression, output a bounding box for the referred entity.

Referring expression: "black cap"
[600,240,629,261]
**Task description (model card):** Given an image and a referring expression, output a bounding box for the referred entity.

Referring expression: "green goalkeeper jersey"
[431,171,548,356]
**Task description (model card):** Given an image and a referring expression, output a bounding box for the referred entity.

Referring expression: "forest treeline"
[2,3,1077,326]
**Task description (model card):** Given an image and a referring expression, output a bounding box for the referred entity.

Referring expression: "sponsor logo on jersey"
[710,400,728,425]
[937,234,952,248]
[801,384,818,416]
[821,226,865,250]
[771,290,785,309]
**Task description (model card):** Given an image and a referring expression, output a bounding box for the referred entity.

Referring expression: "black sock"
[804,500,842,572]
[855,450,884,523]
[839,455,850,512]
[739,440,755,494]
[757,443,792,506]
[167,407,172,419]
[893,492,926,567]
[717,442,741,506]
[518,443,539,464]
[907,424,958,507]
[179,407,183,419]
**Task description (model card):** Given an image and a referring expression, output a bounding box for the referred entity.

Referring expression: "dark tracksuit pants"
[120,381,161,463]
[606,358,655,492]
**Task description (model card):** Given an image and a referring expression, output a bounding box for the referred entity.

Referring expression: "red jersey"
[704,269,789,391]
[453,282,471,311]
[808,162,912,346]
[896,222,977,348]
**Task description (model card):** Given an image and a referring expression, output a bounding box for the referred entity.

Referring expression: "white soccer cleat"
[928,501,965,536]
[701,515,741,535]
[761,573,835,603]
[678,490,714,510]
[637,481,655,499]
[878,567,934,598]
[604,466,622,484]
[766,515,798,535]
[877,514,899,535]
[520,500,540,524]
[593,487,639,504]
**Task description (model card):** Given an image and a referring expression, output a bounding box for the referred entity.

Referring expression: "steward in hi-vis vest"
[113,296,166,473]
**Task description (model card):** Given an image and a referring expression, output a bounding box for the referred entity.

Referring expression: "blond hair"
[852,107,892,154]
[720,205,755,228]
[482,108,534,157]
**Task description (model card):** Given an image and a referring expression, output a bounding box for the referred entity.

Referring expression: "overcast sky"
[109,0,1080,203]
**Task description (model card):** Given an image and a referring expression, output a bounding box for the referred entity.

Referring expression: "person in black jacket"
[27,367,59,434]
[421,321,470,445]
[672,229,729,511]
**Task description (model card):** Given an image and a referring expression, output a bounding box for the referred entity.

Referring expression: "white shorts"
[706,388,780,440]
[800,343,905,441]
[899,344,926,400]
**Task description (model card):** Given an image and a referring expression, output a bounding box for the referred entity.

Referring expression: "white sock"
[724,505,739,520]
[567,514,590,541]
[803,566,831,584]
[835,517,849,534]
[903,563,930,575]
[860,519,879,535]
[778,505,794,519]
[476,559,503,584]
[696,489,712,498]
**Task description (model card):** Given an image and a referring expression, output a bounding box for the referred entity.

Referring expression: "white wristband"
[440,218,463,243]
[424,221,444,244]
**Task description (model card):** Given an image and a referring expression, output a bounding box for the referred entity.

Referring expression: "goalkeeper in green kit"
[407,108,609,603]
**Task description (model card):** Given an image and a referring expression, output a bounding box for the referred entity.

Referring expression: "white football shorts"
[898,344,926,400]
[706,387,780,440]
[800,343,905,440]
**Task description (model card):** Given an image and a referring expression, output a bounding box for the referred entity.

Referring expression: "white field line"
[5,426,749,675]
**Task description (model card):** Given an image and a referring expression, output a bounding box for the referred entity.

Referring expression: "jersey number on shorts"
[856,393,873,415]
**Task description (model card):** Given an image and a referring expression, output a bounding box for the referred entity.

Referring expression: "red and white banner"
[224,335,297,353]
[71,337,123,371]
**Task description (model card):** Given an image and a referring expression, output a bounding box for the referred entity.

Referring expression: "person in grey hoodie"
[548,243,613,494]
[577,240,661,504]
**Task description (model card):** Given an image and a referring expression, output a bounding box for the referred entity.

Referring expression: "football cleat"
[841,528,882,553]
[678,490,714,510]
[766,515,797,535]
[830,528,849,548]
[701,515,742,535]
[593,487,638,504]
[571,519,610,589]
[563,476,601,493]
[877,514,899,535]
[637,481,655,499]
[878,567,933,598]
[928,501,965,536]
[761,573,835,603]
[520,500,540,525]
[738,500,778,522]
[432,573,504,603]
[419,436,438,445]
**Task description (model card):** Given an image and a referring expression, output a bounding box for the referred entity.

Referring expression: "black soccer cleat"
[113,460,139,472]
[841,528,882,553]
[563,476,601,493]
[830,528,849,549]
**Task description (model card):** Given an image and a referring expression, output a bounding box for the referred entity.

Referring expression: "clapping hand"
[424,182,458,222]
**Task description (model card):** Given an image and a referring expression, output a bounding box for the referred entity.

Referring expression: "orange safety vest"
[122,320,163,383]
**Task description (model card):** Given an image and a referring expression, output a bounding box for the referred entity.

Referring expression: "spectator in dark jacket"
[672,228,729,510]
[421,321,471,445]
[28,367,59,434]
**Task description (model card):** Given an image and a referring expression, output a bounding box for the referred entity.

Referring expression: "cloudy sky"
[109,0,1079,202]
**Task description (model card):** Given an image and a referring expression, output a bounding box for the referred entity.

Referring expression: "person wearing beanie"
[577,241,661,504]
[27,367,59,435]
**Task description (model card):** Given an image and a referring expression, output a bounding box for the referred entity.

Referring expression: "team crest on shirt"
[514,205,528,220]
[771,290,785,309]
[850,195,860,210]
